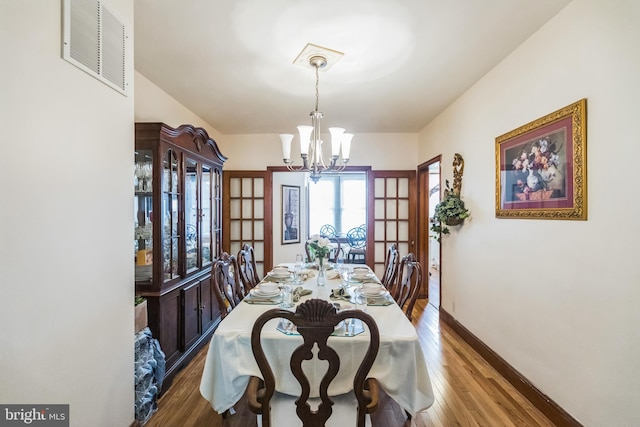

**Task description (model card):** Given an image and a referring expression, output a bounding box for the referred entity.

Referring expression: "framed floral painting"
[495,99,587,220]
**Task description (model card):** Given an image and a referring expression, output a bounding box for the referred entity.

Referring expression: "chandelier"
[280,52,352,183]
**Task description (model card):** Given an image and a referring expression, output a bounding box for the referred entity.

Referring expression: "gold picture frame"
[495,99,587,220]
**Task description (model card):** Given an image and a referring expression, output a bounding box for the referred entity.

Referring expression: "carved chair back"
[392,253,422,321]
[247,299,380,427]
[237,243,260,291]
[212,252,245,318]
[380,244,400,290]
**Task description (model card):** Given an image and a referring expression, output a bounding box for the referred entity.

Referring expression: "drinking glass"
[339,267,350,290]
[335,252,344,270]
[280,284,294,308]
[354,287,367,312]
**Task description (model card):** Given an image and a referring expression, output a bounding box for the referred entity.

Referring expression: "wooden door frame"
[417,156,441,301]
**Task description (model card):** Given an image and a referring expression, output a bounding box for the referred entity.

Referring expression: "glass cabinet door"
[202,164,213,266]
[213,168,222,260]
[134,150,154,282]
[185,158,199,273]
[163,150,180,282]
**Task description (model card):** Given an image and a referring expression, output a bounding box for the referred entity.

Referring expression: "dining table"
[199,263,435,417]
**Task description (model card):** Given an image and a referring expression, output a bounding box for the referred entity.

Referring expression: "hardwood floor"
[144,300,556,427]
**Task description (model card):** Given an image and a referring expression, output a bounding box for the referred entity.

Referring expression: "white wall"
[417,0,640,425]
[135,71,224,141]
[0,1,134,426]
[272,172,308,265]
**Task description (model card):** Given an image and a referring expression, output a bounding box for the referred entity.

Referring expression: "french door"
[223,171,271,278]
[368,171,417,280]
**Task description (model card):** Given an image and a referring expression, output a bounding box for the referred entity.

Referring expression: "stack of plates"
[351,272,375,281]
[267,270,292,280]
[359,286,388,298]
[250,285,281,298]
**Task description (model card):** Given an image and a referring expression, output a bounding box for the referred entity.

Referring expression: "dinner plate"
[251,287,281,297]
[350,272,375,281]
[267,271,292,279]
[359,287,388,297]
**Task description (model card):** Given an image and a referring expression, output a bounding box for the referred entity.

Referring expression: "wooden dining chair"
[212,252,245,318]
[246,299,381,427]
[237,243,261,291]
[391,253,422,321]
[380,244,400,290]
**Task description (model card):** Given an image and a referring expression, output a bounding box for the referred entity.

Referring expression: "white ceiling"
[134,0,571,135]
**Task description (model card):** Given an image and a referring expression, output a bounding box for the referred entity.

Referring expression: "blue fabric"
[134,327,165,425]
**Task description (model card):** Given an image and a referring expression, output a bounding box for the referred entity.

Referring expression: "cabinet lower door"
[182,281,201,350]
[199,275,216,332]
[159,290,182,368]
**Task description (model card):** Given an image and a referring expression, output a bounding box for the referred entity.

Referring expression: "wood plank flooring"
[143,300,556,427]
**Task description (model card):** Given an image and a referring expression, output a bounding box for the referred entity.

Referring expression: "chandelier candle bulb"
[297,125,312,155]
[341,133,353,160]
[280,134,293,161]
[329,127,345,157]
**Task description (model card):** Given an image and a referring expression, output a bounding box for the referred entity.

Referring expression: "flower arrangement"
[307,234,332,266]
[430,180,470,241]
[508,137,563,201]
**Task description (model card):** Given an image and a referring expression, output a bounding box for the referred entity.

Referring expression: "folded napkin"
[292,286,312,302]
[307,264,334,271]
[366,293,395,306]
[329,288,351,302]
[325,270,341,280]
[299,269,316,280]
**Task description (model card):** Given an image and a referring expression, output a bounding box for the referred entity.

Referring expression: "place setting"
[244,282,283,304]
[355,282,394,306]
[264,265,294,282]
[345,266,378,284]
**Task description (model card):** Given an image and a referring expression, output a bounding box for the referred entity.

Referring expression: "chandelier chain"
[315,64,320,113]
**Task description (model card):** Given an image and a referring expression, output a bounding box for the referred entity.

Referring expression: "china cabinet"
[134,123,226,389]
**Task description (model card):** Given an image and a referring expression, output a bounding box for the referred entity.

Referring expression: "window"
[308,173,366,236]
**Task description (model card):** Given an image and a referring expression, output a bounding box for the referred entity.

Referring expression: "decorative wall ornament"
[430,153,470,240]
[452,153,464,196]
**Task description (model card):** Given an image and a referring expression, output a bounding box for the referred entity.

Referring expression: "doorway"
[417,157,441,308]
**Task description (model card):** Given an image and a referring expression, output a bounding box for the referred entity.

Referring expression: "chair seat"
[257,392,372,427]
[347,247,366,264]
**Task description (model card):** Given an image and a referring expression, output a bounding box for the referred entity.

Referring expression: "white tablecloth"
[199,265,434,416]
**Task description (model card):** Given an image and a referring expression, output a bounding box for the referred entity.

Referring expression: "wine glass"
[135,163,145,191]
[141,162,153,192]
[336,253,348,289]
[294,253,304,284]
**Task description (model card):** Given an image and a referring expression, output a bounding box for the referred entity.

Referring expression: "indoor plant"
[430,180,470,241]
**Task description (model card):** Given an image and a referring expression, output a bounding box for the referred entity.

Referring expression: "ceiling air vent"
[62,0,129,96]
